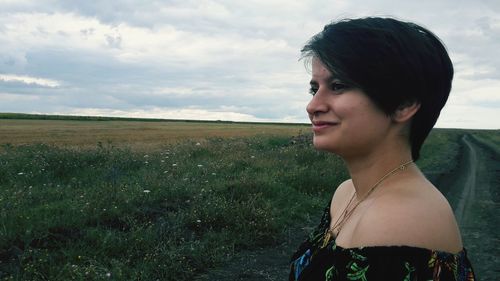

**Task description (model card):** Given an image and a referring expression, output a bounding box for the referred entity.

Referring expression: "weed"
[0,125,491,280]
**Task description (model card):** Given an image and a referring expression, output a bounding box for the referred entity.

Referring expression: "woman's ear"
[391,102,421,123]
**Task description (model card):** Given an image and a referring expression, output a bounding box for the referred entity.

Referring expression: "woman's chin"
[312,137,336,152]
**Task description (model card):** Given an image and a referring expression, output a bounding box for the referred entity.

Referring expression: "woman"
[290,17,475,280]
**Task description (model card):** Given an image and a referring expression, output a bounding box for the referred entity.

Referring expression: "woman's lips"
[312,121,339,133]
[311,121,339,133]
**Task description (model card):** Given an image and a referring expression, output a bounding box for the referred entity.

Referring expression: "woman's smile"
[311,121,340,133]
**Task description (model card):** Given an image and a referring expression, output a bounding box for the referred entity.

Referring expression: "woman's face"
[306,58,392,158]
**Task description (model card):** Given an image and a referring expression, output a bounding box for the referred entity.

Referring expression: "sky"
[0,0,499,129]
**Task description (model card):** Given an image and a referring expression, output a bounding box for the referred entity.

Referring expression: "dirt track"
[195,134,500,280]
[445,135,500,280]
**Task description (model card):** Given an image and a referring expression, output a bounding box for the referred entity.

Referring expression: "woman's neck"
[344,139,414,199]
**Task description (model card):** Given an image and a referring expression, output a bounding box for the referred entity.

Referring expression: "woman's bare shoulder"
[330,179,354,210]
[352,180,463,253]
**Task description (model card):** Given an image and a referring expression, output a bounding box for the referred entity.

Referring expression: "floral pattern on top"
[290,203,475,281]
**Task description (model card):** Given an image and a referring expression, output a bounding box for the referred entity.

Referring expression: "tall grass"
[0,134,347,280]
[469,130,500,155]
[417,129,464,182]
[0,129,469,280]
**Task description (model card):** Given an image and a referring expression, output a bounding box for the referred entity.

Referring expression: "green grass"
[469,130,500,155]
[0,134,347,280]
[417,129,465,182]
[0,128,481,280]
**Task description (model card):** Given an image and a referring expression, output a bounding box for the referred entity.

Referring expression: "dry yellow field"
[0,119,310,149]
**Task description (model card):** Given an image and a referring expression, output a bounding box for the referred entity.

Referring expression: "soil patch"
[444,135,500,279]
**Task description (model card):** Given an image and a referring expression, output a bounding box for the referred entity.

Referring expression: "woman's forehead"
[311,58,334,81]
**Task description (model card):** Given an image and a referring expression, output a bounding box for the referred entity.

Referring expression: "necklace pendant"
[322,230,332,248]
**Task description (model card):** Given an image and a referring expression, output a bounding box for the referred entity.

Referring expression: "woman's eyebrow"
[310,75,335,86]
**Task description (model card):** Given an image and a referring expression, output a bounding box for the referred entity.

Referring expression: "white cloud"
[0,0,498,129]
[51,107,272,122]
[437,104,499,129]
[0,74,60,87]
[0,11,295,67]
[1,12,122,54]
[452,78,500,105]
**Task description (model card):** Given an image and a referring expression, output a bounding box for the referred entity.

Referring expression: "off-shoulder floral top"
[290,202,475,281]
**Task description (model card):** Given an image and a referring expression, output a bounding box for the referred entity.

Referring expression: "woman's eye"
[331,82,348,91]
[309,82,348,96]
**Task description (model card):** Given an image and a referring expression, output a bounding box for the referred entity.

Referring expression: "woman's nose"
[306,92,328,116]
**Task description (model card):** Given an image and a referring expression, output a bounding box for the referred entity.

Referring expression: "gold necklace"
[321,159,414,248]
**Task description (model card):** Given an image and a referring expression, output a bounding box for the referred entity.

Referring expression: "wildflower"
[143,190,151,193]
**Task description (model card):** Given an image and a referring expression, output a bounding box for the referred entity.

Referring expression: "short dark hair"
[301,17,453,160]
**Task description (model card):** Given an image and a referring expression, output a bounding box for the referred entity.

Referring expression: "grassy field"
[0,119,309,150]
[469,129,500,154]
[0,116,492,280]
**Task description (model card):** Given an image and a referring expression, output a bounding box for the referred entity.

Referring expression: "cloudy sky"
[0,0,498,129]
